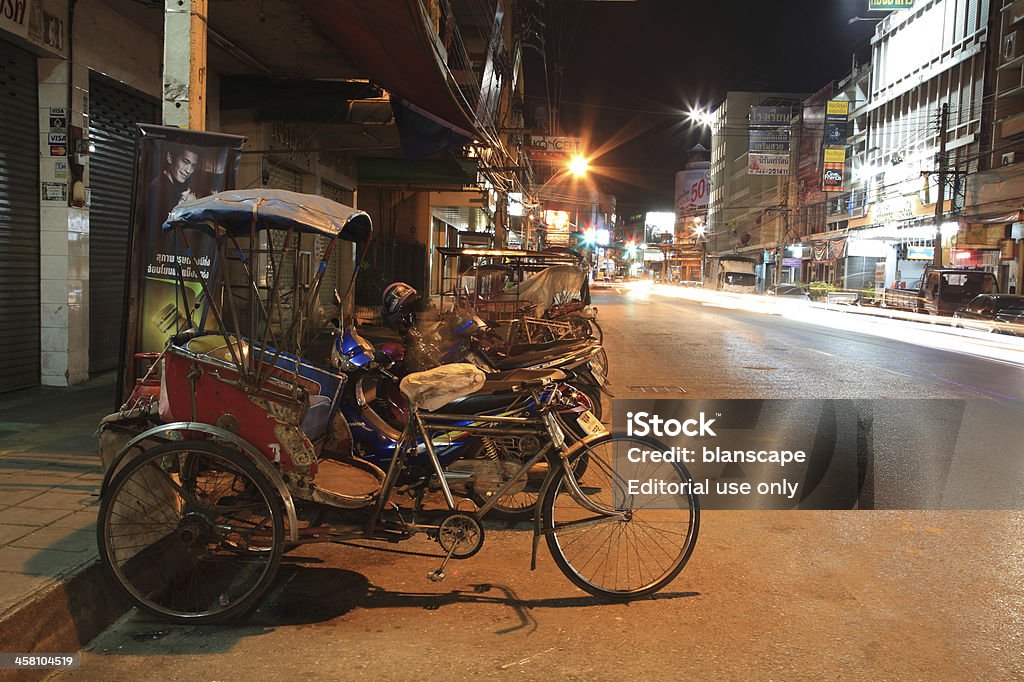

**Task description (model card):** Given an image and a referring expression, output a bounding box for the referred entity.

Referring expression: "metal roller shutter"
[318,180,354,305]
[87,75,157,373]
[0,40,40,392]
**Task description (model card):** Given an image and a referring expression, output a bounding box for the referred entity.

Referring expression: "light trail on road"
[618,281,1024,369]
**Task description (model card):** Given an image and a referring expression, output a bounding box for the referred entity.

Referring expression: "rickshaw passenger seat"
[301,395,333,440]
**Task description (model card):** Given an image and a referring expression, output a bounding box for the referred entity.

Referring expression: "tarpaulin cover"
[506,265,587,316]
[164,189,373,243]
[400,363,487,411]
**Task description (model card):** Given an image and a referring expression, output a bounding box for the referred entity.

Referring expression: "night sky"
[525,0,880,212]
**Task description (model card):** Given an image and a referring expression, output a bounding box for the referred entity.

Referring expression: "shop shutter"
[0,40,40,391]
[87,74,157,373]
[318,180,354,305]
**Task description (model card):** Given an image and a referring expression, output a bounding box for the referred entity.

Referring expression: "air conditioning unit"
[1002,151,1016,166]
[1004,31,1019,63]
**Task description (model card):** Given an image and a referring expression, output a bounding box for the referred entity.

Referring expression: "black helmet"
[382,282,420,331]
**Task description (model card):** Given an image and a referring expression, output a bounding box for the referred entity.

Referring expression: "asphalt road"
[51,287,1024,680]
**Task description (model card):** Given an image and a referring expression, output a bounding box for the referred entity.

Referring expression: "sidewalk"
[0,374,128,680]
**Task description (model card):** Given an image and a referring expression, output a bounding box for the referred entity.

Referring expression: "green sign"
[869,0,913,9]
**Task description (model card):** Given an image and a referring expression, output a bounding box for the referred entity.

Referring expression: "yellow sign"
[823,148,847,164]
[826,101,850,116]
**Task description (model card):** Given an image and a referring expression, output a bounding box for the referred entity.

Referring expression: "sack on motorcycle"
[399,363,486,411]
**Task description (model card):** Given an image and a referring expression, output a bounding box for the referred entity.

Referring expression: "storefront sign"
[823,100,849,147]
[0,0,67,56]
[748,153,790,176]
[781,257,802,268]
[821,148,846,192]
[528,135,581,159]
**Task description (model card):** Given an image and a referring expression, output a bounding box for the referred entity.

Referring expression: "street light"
[568,154,589,178]
[848,16,882,24]
[687,108,714,128]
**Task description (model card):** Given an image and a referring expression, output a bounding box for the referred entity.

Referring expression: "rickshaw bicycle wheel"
[98,440,284,623]
[541,434,699,599]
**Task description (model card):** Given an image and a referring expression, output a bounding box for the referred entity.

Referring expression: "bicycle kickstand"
[428,540,461,583]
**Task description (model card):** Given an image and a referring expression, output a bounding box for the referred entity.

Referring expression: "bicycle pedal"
[427,570,446,583]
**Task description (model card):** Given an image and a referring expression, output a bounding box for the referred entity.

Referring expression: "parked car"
[952,294,1024,336]
[766,283,811,300]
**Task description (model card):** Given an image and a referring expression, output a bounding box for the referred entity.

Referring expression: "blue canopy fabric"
[163,189,373,243]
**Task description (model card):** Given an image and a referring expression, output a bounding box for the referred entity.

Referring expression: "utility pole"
[932,103,949,268]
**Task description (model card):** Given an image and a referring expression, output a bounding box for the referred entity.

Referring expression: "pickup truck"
[882,268,999,316]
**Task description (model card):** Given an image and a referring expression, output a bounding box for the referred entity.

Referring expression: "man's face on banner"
[167,150,199,184]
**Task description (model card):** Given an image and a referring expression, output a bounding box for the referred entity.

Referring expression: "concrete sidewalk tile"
[48,510,97,531]
[0,572,54,615]
[0,472,83,488]
[20,492,97,512]
[11,527,96,554]
[0,507,75,527]
[0,524,35,545]
[0,546,92,577]
[0,490,46,506]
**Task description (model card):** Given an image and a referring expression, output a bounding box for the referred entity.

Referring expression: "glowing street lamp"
[568,154,590,178]
[688,108,714,129]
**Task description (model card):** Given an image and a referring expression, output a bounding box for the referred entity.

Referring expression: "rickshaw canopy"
[163,188,372,244]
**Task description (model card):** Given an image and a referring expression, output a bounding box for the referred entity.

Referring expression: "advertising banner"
[824,100,850,147]
[119,125,245,402]
[748,153,790,176]
[821,147,846,191]
[674,168,710,223]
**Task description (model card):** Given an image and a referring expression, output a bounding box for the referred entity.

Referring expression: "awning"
[295,0,480,140]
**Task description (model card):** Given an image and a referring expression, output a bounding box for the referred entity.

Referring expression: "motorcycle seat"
[504,338,593,356]
[475,367,567,394]
[488,345,592,371]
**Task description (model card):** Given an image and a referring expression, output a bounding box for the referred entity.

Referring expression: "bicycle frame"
[364,384,623,540]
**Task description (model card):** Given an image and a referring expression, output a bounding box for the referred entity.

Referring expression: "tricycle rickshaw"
[96,189,698,623]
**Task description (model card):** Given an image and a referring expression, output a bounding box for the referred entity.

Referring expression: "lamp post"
[529,153,591,252]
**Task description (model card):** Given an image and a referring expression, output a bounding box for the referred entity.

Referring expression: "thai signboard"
[749,128,791,153]
[821,147,846,192]
[749,106,792,176]
[748,153,790,176]
[824,100,849,147]
[869,0,913,9]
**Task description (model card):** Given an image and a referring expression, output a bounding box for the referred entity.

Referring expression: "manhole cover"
[626,385,687,393]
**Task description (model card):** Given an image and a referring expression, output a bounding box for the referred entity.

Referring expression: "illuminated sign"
[869,0,913,9]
